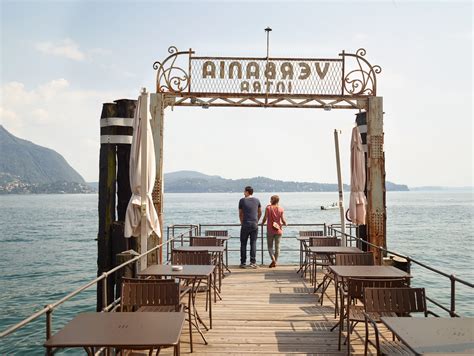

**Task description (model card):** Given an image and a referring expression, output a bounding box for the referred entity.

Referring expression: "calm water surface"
[1,191,473,354]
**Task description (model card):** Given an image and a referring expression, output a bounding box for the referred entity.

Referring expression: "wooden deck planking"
[154,265,396,355]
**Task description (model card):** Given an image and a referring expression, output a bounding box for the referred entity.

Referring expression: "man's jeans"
[240,223,258,265]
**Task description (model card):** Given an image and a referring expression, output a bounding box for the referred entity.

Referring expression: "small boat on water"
[321,202,338,210]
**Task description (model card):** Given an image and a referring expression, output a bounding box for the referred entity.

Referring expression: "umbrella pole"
[140,88,148,270]
[334,129,346,245]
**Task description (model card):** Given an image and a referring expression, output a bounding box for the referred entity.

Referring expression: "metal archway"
[149,46,386,263]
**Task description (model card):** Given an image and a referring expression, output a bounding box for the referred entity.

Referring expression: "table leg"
[296,241,303,274]
[190,278,209,345]
[188,285,193,353]
[209,274,212,329]
[224,241,231,274]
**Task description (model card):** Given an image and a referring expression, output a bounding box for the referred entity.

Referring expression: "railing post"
[260,224,264,265]
[102,273,108,312]
[450,274,456,317]
[166,226,170,262]
[45,305,52,340]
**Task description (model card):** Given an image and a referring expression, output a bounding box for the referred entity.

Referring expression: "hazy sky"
[1,1,472,186]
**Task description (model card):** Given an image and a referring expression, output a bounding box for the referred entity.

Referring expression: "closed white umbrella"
[124,89,160,268]
[349,126,367,225]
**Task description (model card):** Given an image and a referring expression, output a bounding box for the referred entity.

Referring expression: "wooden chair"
[339,278,408,353]
[171,250,218,306]
[190,236,221,246]
[120,278,184,312]
[299,230,324,237]
[205,230,230,274]
[298,231,324,277]
[321,252,375,314]
[309,237,340,285]
[205,230,228,237]
[120,278,186,355]
[335,252,375,266]
[363,287,427,356]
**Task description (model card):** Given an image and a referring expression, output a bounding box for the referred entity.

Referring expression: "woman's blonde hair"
[270,195,280,205]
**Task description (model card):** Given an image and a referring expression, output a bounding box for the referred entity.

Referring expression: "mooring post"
[366,96,386,264]
[97,102,117,311]
[114,99,136,221]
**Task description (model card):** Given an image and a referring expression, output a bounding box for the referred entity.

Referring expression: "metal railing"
[327,224,474,318]
[0,227,195,344]
[166,223,329,264]
[2,221,473,350]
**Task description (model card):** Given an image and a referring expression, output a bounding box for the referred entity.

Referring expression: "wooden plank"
[139,265,398,355]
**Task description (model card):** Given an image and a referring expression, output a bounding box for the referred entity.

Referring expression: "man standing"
[238,186,261,268]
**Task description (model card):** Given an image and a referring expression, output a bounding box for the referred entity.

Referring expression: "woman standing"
[262,195,287,268]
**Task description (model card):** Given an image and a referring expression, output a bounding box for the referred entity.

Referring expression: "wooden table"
[44,312,185,356]
[138,264,215,352]
[329,265,411,280]
[191,236,232,274]
[381,317,474,355]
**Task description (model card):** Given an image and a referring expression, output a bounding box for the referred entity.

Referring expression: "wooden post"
[366,96,386,264]
[114,99,136,221]
[150,93,165,264]
[115,249,139,299]
[97,103,117,311]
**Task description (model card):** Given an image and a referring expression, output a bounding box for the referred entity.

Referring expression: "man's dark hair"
[244,186,254,195]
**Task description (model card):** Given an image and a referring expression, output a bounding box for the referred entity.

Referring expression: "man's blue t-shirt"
[239,196,261,226]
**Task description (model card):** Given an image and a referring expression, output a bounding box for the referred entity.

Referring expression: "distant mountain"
[164,170,409,193]
[0,125,84,184]
[410,186,473,191]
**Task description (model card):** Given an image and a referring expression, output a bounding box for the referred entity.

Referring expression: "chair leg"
[347,309,351,354]
[364,319,369,356]
[188,289,193,353]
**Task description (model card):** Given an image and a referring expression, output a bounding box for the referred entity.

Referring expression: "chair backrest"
[309,237,341,246]
[347,278,407,302]
[364,287,427,316]
[299,230,324,237]
[205,230,228,237]
[335,252,375,266]
[120,278,180,312]
[171,250,212,265]
[190,236,221,246]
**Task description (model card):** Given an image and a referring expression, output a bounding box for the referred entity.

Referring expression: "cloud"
[0,79,135,181]
[35,39,86,61]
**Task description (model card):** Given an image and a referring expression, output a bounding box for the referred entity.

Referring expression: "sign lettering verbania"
[191,58,342,95]
[154,47,381,96]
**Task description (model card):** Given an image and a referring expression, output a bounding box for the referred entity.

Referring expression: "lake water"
[1,191,473,354]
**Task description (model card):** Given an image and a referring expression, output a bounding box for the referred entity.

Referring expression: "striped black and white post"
[97,99,136,310]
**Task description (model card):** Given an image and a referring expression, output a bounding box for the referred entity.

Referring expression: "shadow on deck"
[155,265,391,355]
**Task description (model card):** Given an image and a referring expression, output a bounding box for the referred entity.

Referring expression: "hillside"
[164,170,409,193]
[0,125,85,184]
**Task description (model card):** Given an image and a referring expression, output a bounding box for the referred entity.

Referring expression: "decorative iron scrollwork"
[153,46,193,93]
[340,48,381,96]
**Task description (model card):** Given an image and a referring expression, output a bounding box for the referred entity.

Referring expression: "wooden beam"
[366,96,386,264]
[150,93,164,264]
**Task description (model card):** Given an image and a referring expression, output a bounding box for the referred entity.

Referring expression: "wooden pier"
[155,265,390,355]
